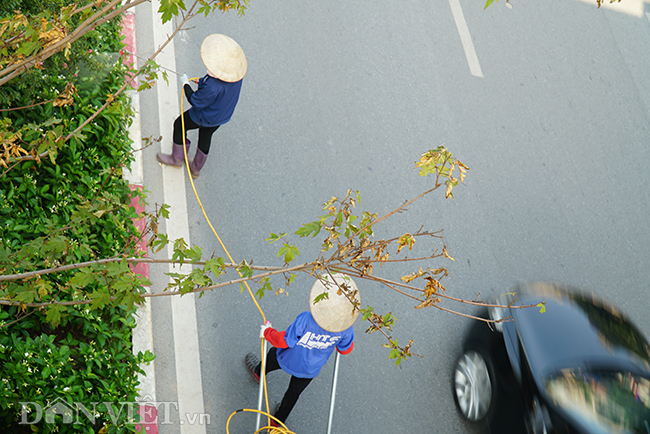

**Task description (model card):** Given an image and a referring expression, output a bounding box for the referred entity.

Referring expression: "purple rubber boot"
[189,149,208,179]
[156,139,190,167]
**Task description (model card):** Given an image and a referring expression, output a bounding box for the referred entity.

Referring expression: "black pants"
[255,347,314,423]
[172,110,219,154]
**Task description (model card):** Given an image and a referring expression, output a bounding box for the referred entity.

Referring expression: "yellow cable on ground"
[179,81,291,433]
[181,78,265,323]
[226,409,296,434]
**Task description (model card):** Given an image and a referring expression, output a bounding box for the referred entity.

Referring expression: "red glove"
[263,327,289,348]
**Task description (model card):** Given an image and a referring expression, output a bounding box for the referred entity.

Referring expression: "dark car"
[452,282,650,434]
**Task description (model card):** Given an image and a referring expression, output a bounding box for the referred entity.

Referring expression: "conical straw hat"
[200,34,247,82]
[309,274,360,333]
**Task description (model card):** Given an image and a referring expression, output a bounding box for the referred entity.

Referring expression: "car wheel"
[526,397,552,434]
[453,347,495,422]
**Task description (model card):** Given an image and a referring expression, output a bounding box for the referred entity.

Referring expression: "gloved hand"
[260,321,273,339]
[179,73,189,88]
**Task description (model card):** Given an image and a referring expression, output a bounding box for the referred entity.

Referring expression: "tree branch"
[0,261,317,308]
[0,256,295,282]
[1,0,203,175]
[325,186,441,267]
[0,0,149,85]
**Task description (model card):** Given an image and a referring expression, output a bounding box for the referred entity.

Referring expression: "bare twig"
[0,98,57,112]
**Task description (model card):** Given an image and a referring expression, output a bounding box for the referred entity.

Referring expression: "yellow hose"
[179,80,292,433]
[226,409,296,434]
[181,77,266,322]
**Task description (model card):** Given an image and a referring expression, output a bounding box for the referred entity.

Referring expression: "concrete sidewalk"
[124,3,206,433]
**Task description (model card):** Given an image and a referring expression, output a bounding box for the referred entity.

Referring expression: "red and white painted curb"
[121,11,158,434]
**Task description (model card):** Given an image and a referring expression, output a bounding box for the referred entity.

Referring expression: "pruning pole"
[326,351,341,434]
[255,339,268,431]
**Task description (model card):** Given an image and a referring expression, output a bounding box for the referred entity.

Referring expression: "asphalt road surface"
[135,0,650,433]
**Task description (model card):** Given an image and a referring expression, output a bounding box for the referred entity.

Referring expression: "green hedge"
[1,2,153,432]
[0,306,154,433]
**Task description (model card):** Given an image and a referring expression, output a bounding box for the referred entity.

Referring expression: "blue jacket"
[187,75,242,127]
[276,312,354,378]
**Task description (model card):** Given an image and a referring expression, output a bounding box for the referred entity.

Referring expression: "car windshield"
[572,297,650,367]
[544,368,650,433]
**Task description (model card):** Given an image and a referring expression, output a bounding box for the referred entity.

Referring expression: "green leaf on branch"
[255,277,273,300]
[185,244,203,263]
[46,236,68,255]
[45,303,66,326]
[35,279,52,298]
[15,40,42,57]
[149,233,169,253]
[159,204,171,219]
[198,3,211,16]
[312,292,329,305]
[69,268,96,289]
[360,306,375,321]
[184,268,210,293]
[237,260,254,279]
[358,212,377,239]
[445,178,459,199]
[89,290,111,310]
[483,0,511,8]
[206,257,225,278]
[171,238,188,266]
[415,146,469,198]
[158,0,187,23]
[14,288,37,304]
[265,233,287,244]
[277,243,300,265]
[322,196,338,211]
[343,215,358,238]
[295,221,321,238]
[333,211,344,227]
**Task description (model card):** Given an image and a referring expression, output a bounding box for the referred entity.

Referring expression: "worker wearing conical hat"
[245,274,360,429]
[157,34,247,178]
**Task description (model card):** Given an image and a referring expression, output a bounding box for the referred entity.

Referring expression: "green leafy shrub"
[0,306,154,433]
[1,1,152,432]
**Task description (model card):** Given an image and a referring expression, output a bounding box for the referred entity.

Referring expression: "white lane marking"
[448,0,484,78]
[151,1,207,433]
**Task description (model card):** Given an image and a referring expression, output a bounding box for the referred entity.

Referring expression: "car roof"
[511,283,650,379]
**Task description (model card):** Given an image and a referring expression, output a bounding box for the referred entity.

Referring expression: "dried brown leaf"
[401,267,426,283]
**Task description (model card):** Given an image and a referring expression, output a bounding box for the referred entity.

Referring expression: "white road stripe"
[448,0,484,78]
[150,1,207,433]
